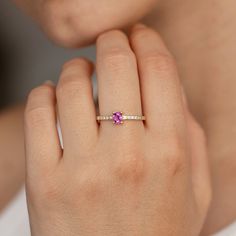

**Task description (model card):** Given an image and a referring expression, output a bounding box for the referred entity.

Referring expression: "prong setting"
[97,112,145,125]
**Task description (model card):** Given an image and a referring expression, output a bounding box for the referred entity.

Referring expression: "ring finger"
[96,30,143,132]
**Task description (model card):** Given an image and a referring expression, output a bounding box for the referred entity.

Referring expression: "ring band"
[97,111,145,125]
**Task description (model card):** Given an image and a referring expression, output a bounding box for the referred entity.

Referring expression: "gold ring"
[97,111,145,125]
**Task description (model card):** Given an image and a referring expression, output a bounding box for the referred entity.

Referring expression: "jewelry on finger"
[97,111,145,125]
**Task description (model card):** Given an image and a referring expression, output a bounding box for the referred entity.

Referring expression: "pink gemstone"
[112,112,123,125]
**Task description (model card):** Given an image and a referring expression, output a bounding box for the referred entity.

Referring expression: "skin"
[0,106,25,211]
[24,25,211,236]
[143,1,236,234]
[2,0,236,234]
[13,0,157,47]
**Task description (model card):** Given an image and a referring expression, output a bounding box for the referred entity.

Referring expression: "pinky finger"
[24,82,62,176]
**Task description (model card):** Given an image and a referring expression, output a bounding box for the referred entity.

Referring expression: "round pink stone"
[112,112,123,125]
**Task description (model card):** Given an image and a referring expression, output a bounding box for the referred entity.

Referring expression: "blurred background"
[0,0,96,109]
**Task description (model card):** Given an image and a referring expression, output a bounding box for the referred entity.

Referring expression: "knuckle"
[163,152,184,176]
[102,49,135,72]
[114,151,147,184]
[28,175,62,205]
[40,180,61,202]
[75,169,107,204]
[25,86,53,127]
[142,52,176,74]
[79,178,104,202]
[56,76,83,100]
[161,139,186,176]
[25,106,51,128]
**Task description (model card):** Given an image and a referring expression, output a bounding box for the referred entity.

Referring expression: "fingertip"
[44,80,55,86]
[131,23,147,31]
[26,84,55,113]
[130,23,171,57]
[24,84,61,174]
[56,57,98,152]
[62,57,94,74]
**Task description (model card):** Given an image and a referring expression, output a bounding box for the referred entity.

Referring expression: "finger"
[24,82,61,175]
[96,30,143,131]
[189,116,211,212]
[182,93,211,211]
[56,58,98,152]
[130,24,185,134]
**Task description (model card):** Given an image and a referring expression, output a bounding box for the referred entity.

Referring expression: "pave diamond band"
[97,112,145,125]
[96,115,145,121]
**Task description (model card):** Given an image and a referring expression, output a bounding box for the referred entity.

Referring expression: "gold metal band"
[96,115,145,121]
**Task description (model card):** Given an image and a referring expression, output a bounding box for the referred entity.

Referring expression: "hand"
[24,24,211,236]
